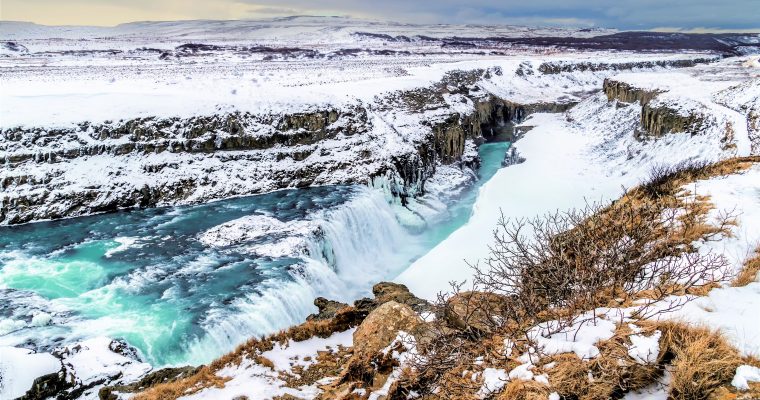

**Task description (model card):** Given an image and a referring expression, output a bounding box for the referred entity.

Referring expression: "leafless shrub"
[470,196,731,343]
[641,160,711,198]
[405,188,734,397]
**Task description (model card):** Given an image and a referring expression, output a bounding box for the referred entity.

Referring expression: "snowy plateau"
[1,16,760,400]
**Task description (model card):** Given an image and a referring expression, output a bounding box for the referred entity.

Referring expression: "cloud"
[1,0,758,31]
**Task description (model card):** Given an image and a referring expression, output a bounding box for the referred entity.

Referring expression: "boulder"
[352,301,423,358]
[352,282,430,316]
[308,297,350,321]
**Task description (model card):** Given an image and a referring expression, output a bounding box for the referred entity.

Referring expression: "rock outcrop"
[353,282,430,315]
[540,57,716,74]
[640,102,706,137]
[308,297,351,321]
[603,78,662,105]
[443,291,507,334]
[603,77,707,138]
[351,301,422,359]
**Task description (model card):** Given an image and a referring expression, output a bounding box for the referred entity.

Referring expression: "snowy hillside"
[2,16,760,400]
[0,18,732,225]
[398,56,760,298]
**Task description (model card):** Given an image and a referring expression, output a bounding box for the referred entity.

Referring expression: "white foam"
[105,237,139,258]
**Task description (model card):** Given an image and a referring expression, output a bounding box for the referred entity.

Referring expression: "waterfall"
[180,186,420,365]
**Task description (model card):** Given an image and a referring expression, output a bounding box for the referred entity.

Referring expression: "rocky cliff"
[0,68,556,224]
[603,78,662,105]
[540,57,717,74]
[1,57,717,225]
[640,102,706,137]
[604,77,708,138]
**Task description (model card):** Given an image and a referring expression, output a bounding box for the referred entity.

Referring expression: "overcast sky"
[2,0,758,31]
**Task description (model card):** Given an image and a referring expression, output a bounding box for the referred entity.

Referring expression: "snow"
[198,215,319,258]
[477,368,508,398]
[368,331,419,400]
[528,315,618,360]
[623,383,669,400]
[396,111,624,299]
[181,360,320,400]
[183,328,355,400]
[397,56,758,300]
[691,165,760,274]
[261,328,354,373]
[0,346,60,399]
[508,363,535,381]
[627,330,662,364]
[58,337,152,394]
[673,281,760,358]
[663,165,760,357]
[732,365,760,391]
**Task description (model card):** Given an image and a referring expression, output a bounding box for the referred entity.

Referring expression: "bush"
[468,196,730,343]
[640,160,711,199]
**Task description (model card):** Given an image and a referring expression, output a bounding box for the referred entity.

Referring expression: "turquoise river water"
[0,142,509,366]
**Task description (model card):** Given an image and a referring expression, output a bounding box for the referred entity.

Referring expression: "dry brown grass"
[733,247,760,287]
[134,306,365,400]
[655,321,744,400]
[496,380,551,400]
[546,323,661,400]
[286,344,352,388]
[637,156,760,200]
[131,366,230,400]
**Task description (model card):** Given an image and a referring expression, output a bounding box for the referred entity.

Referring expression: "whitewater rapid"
[0,142,509,366]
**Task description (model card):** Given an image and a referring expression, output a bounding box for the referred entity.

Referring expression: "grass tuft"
[733,247,760,287]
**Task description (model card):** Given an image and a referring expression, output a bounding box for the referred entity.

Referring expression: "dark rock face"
[462,32,758,56]
[429,96,575,162]
[18,369,69,400]
[308,297,350,321]
[351,282,431,316]
[541,57,716,75]
[603,78,662,106]
[640,103,705,138]
[749,111,760,154]
[603,77,705,138]
[1,109,364,167]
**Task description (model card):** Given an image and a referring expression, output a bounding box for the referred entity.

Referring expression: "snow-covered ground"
[397,56,760,299]
[180,329,355,400]
[0,346,60,399]
[2,17,760,399]
[2,35,718,226]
